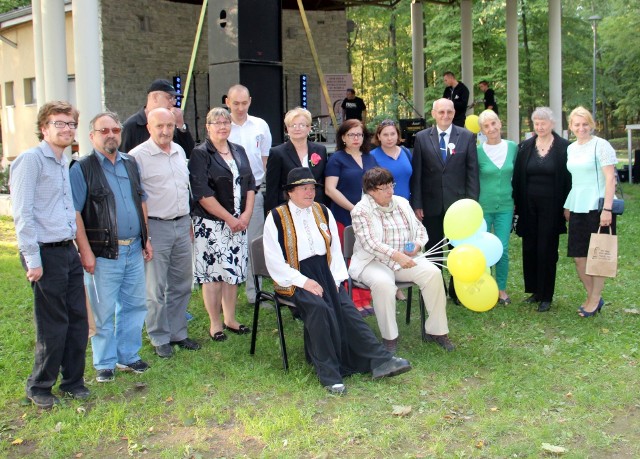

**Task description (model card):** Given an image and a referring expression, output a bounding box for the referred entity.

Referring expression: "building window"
[24,77,36,105]
[4,81,14,106]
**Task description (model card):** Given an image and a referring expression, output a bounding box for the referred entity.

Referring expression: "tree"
[0,0,30,15]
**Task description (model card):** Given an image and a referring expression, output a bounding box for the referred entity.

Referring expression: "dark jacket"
[77,152,148,259]
[265,140,328,214]
[189,139,257,220]
[410,124,479,216]
[512,132,571,237]
[121,108,195,158]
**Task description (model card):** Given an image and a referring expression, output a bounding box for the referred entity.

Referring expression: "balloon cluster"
[444,199,503,312]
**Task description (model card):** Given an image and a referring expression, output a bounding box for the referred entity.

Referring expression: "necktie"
[439,132,447,162]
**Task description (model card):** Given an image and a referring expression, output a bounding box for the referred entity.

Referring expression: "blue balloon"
[449,219,487,247]
[472,232,503,267]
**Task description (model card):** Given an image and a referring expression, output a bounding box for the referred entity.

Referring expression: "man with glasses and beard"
[121,79,195,158]
[71,112,153,384]
[11,101,89,408]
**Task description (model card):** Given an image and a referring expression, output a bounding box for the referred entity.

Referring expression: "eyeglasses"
[207,121,231,127]
[94,127,122,135]
[376,183,396,192]
[48,121,78,129]
[288,123,309,129]
[165,93,177,102]
[380,119,396,127]
[346,133,364,138]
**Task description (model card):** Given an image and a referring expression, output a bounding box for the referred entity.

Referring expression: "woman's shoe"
[537,301,551,312]
[579,298,605,318]
[597,297,605,312]
[524,294,537,304]
[498,296,511,305]
[210,331,227,341]
[223,324,251,335]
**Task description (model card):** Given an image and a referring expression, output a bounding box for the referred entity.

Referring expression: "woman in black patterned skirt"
[189,107,257,341]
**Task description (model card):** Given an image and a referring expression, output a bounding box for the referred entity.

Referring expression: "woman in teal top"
[477,110,517,304]
[564,106,617,318]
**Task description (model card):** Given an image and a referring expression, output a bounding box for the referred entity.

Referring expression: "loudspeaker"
[209,62,284,144]
[209,0,282,64]
[399,118,426,149]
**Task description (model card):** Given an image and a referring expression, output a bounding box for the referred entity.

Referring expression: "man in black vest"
[70,112,153,384]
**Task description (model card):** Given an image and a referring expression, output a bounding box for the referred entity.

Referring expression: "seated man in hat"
[263,167,412,395]
[121,79,195,158]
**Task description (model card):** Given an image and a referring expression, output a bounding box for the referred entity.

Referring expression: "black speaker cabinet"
[209,61,284,144]
[399,118,426,149]
[208,0,284,144]
[209,0,282,64]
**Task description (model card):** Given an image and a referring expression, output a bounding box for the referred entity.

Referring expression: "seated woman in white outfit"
[350,167,453,353]
[263,167,412,395]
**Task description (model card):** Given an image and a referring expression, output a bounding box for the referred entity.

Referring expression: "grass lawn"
[0,184,638,458]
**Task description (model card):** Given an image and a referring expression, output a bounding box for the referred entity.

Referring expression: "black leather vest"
[78,152,148,259]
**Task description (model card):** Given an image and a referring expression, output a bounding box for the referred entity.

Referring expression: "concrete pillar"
[31,0,45,108]
[548,0,563,130]
[506,0,519,141]
[40,0,68,101]
[72,0,103,155]
[411,1,424,118]
[460,0,473,116]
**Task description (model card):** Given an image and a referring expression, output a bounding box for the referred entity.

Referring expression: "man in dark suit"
[410,98,479,302]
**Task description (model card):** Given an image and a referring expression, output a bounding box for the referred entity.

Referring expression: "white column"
[460,0,473,116]
[506,0,519,141]
[40,0,68,101]
[31,0,45,108]
[72,0,103,155]
[411,1,424,118]
[549,0,563,129]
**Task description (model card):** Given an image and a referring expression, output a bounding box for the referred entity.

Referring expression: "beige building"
[0,0,347,166]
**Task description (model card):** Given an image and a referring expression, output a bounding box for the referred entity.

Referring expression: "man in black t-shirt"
[478,80,499,116]
[341,88,367,123]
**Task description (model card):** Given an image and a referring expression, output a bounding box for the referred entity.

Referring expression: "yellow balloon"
[443,199,483,240]
[465,114,481,134]
[447,245,486,283]
[454,272,498,312]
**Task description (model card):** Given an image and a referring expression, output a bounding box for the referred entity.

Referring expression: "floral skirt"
[193,216,248,284]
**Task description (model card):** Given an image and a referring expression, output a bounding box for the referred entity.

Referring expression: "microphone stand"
[398,92,425,121]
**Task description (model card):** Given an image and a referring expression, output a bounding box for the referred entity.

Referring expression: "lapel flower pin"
[447,143,456,155]
[310,152,321,166]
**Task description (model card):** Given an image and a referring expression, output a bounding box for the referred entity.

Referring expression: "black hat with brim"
[147,79,178,96]
[283,167,323,190]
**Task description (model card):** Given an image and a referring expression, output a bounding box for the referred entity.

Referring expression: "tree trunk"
[521,0,535,131]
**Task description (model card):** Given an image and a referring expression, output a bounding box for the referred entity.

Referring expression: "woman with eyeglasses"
[265,107,328,215]
[370,120,412,200]
[325,119,378,316]
[350,167,452,354]
[188,107,257,341]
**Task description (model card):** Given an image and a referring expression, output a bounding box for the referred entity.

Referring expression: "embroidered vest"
[271,202,331,296]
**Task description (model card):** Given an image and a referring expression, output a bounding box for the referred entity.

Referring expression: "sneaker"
[96,369,115,383]
[116,360,150,374]
[154,343,173,358]
[325,383,347,395]
[170,337,201,350]
[61,385,91,400]
[425,333,456,352]
[26,391,60,409]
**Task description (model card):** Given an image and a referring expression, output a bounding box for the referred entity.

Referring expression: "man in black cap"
[121,79,195,158]
[263,167,412,395]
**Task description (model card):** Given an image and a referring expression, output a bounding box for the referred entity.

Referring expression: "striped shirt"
[10,141,77,269]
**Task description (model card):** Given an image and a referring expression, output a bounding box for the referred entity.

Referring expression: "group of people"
[10,75,618,406]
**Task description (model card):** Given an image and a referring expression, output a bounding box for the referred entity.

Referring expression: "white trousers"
[355,258,448,340]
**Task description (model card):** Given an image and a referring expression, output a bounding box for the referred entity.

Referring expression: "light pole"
[588,15,602,121]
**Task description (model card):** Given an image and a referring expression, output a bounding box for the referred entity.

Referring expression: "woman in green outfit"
[477,110,517,304]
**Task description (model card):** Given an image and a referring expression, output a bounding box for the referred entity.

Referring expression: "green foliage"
[0,0,29,15]
[347,0,639,136]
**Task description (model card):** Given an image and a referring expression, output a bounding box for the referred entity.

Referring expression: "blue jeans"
[85,239,147,370]
[484,211,513,290]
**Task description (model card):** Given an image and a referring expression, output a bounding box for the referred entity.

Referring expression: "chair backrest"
[250,236,271,278]
[342,225,355,260]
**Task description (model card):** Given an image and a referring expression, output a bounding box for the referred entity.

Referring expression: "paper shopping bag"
[585,227,618,278]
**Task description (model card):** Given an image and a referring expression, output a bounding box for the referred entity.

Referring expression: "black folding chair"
[249,235,298,370]
[342,225,427,341]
